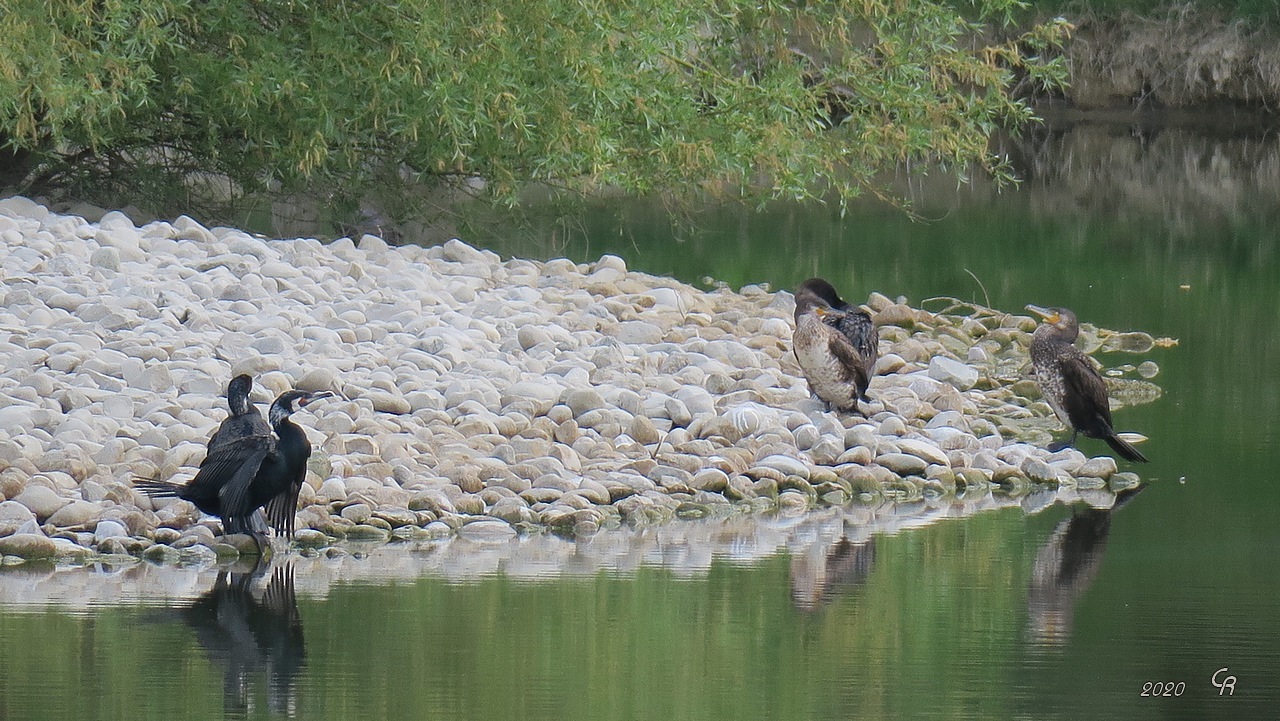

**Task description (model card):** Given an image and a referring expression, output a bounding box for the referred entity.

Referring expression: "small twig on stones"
[963,267,991,309]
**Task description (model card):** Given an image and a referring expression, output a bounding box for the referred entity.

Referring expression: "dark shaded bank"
[1016,4,1280,115]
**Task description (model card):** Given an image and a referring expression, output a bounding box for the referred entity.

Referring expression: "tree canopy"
[0,0,1068,216]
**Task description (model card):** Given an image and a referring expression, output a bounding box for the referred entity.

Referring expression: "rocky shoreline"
[0,483,1132,607]
[0,197,1161,567]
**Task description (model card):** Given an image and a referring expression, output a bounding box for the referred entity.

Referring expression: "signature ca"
[1211,668,1236,696]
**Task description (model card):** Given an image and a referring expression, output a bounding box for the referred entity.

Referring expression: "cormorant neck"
[229,394,251,416]
[794,290,833,318]
[1035,323,1078,344]
[269,403,295,429]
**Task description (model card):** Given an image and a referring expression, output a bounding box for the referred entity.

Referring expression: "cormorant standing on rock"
[137,388,333,542]
[793,278,879,412]
[1026,305,1148,462]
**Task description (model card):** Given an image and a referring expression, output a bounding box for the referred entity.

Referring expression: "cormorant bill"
[1026,305,1148,462]
[136,388,334,542]
[792,277,879,412]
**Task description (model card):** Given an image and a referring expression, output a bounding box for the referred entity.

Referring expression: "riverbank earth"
[0,198,1164,567]
[1020,4,1280,114]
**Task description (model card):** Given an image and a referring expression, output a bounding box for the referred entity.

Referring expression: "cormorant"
[793,277,879,412]
[208,374,270,453]
[1026,305,1148,462]
[137,388,333,541]
[184,561,306,716]
[790,536,876,612]
[1027,486,1144,646]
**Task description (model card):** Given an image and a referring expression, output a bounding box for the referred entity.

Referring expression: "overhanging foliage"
[0,0,1069,213]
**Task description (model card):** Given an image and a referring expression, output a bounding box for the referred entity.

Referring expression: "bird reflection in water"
[790,533,877,612]
[184,560,306,718]
[1026,487,1144,647]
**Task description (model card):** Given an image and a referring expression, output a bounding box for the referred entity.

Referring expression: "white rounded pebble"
[93,519,129,542]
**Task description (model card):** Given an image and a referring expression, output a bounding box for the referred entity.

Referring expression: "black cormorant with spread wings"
[137,388,332,541]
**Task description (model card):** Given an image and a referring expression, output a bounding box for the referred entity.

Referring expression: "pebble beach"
[0,197,1159,567]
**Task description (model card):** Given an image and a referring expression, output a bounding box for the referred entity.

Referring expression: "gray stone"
[454,494,486,515]
[345,524,392,542]
[440,238,486,264]
[89,247,121,271]
[614,321,663,345]
[1078,456,1118,479]
[754,455,810,480]
[13,486,69,520]
[502,381,562,415]
[895,438,950,467]
[927,356,979,390]
[0,501,36,535]
[561,388,606,417]
[1020,456,1059,484]
[0,533,57,559]
[674,386,716,417]
[517,326,553,350]
[223,534,263,555]
[596,254,627,274]
[458,519,517,542]
[142,543,182,564]
[874,303,916,327]
[93,519,130,542]
[340,503,373,524]
[421,521,454,538]
[317,478,348,503]
[875,453,929,476]
[367,392,411,415]
[489,498,535,525]
[689,469,730,493]
[46,500,102,528]
[877,417,908,437]
[294,528,329,548]
[372,506,419,528]
[296,367,338,393]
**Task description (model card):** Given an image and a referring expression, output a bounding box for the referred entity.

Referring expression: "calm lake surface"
[3,121,1279,719]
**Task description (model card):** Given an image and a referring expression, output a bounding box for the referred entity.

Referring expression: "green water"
[3,125,1279,719]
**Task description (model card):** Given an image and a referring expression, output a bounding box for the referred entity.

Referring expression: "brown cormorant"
[793,278,879,412]
[790,537,876,612]
[137,388,333,541]
[1026,305,1148,462]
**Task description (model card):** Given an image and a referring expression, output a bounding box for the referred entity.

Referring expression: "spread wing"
[262,461,306,538]
[1058,352,1113,430]
[187,433,273,522]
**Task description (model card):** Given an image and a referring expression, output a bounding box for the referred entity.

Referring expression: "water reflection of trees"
[1003,122,1280,240]
[184,561,306,719]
